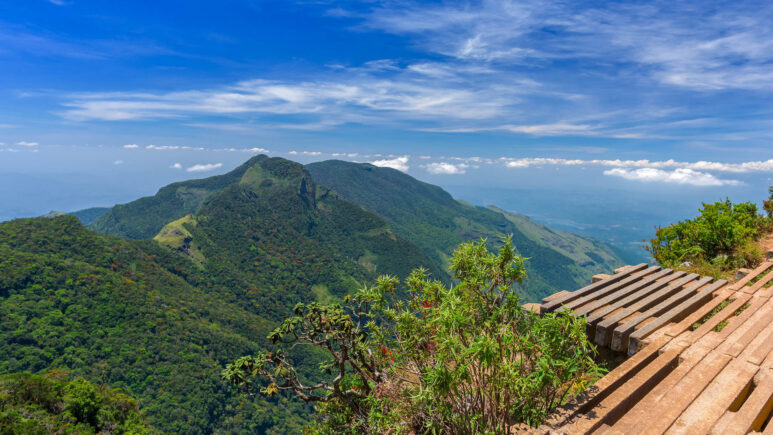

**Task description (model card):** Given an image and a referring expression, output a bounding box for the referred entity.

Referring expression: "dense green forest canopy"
[0,371,153,434]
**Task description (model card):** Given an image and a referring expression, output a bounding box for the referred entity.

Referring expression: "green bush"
[224,237,602,433]
[647,199,766,274]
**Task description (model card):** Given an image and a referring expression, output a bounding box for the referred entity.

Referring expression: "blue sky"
[1,0,773,224]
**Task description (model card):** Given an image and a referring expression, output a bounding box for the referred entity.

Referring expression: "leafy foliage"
[0,370,153,434]
[647,198,769,277]
[224,238,602,433]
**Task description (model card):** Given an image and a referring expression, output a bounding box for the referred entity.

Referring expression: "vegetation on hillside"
[225,238,602,433]
[0,370,153,434]
[88,156,267,238]
[0,158,444,433]
[0,215,312,433]
[2,156,627,431]
[647,190,773,278]
[307,160,627,301]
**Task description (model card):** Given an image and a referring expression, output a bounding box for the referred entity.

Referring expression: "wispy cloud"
[16,141,38,147]
[170,163,182,169]
[32,0,773,147]
[603,168,742,186]
[123,144,139,148]
[355,0,773,91]
[113,160,123,165]
[59,75,512,124]
[186,163,223,172]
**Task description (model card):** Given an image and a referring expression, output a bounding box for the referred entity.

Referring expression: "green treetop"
[224,237,602,433]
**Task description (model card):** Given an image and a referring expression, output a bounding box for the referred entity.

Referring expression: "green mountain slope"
[306,160,627,301]
[70,206,111,225]
[1,158,446,432]
[88,156,265,239]
[0,216,308,433]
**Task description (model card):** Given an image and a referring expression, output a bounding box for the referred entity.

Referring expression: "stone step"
[563,266,662,313]
[594,273,699,346]
[567,348,682,434]
[586,271,686,330]
[710,369,773,435]
[576,268,675,318]
[730,262,773,291]
[667,359,760,434]
[628,279,728,355]
[610,276,713,352]
[545,335,673,429]
[541,263,648,312]
[636,352,732,435]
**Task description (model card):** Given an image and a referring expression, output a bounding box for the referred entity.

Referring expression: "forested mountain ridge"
[77,155,627,302]
[88,155,268,239]
[307,159,627,301]
[1,157,444,433]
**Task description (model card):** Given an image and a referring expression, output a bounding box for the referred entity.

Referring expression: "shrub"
[647,199,765,274]
[224,237,601,433]
[763,186,773,220]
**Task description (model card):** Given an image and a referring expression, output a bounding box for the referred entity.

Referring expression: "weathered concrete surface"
[538,262,773,434]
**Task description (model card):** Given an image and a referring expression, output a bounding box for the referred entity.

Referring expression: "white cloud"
[146,145,180,150]
[123,144,139,148]
[186,163,223,172]
[245,147,269,153]
[302,151,322,156]
[288,150,298,155]
[16,141,38,147]
[603,168,742,186]
[371,155,410,172]
[499,157,773,173]
[501,123,593,136]
[48,0,68,5]
[425,162,468,175]
[170,163,182,169]
[113,160,123,165]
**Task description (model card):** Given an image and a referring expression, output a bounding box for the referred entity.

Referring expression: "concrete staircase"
[537,261,773,434]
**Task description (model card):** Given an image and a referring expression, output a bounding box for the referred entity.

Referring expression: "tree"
[223,237,601,433]
[764,186,773,219]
